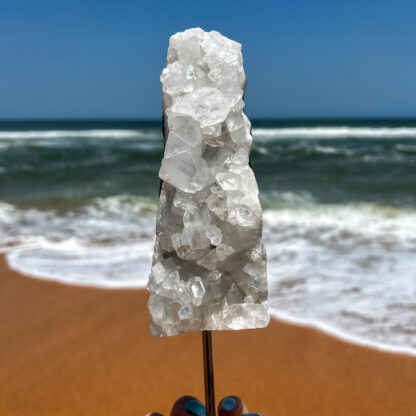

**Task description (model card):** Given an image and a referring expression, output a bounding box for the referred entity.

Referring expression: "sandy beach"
[1,255,416,415]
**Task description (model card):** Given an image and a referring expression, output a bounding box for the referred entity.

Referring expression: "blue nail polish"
[243,414,264,416]
[185,399,206,416]
[222,397,236,411]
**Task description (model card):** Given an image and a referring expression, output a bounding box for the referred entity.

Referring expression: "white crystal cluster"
[148,28,269,337]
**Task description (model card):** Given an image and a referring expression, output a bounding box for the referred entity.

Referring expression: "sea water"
[1,118,416,353]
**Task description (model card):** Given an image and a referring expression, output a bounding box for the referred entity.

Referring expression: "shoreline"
[1,255,416,415]
[6,252,416,357]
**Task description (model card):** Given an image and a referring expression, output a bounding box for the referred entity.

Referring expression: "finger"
[170,395,206,416]
[218,396,248,416]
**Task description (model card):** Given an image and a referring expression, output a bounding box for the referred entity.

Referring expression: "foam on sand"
[2,195,416,353]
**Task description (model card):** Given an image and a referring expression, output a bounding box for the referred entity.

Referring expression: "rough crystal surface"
[148,28,269,337]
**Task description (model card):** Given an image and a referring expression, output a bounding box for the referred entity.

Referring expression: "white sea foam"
[7,242,152,288]
[2,126,416,141]
[253,127,416,139]
[0,129,158,139]
[1,196,416,353]
[263,205,416,353]
[0,196,156,288]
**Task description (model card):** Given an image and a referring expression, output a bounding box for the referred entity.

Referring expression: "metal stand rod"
[202,330,216,416]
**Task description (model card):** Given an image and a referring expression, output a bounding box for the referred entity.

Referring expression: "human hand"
[146,394,263,416]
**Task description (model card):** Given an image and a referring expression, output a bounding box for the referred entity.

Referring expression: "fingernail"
[222,397,236,411]
[243,414,264,416]
[185,399,206,416]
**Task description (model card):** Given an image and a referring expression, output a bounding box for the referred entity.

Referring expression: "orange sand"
[1,255,416,415]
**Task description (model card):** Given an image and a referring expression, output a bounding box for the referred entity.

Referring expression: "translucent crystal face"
[148,28,269,337]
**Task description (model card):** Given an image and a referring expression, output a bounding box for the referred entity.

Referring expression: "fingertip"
[218,396,246,416]
[170,395,205,416]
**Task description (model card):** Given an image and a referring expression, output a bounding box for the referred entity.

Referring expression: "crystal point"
[148,28,269,337]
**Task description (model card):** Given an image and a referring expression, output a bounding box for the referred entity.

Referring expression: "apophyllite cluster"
[148,28,269,337]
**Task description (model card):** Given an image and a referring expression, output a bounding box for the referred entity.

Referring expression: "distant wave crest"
[2,126,416,140]
[0,129,158,139]
[253,127,416,139]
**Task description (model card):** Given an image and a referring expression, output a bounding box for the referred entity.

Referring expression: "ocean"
[1,118,416,353]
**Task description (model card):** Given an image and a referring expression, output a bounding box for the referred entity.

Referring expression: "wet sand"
[1,255,416,415]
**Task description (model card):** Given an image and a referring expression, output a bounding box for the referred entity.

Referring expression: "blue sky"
[0,0,415,119]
